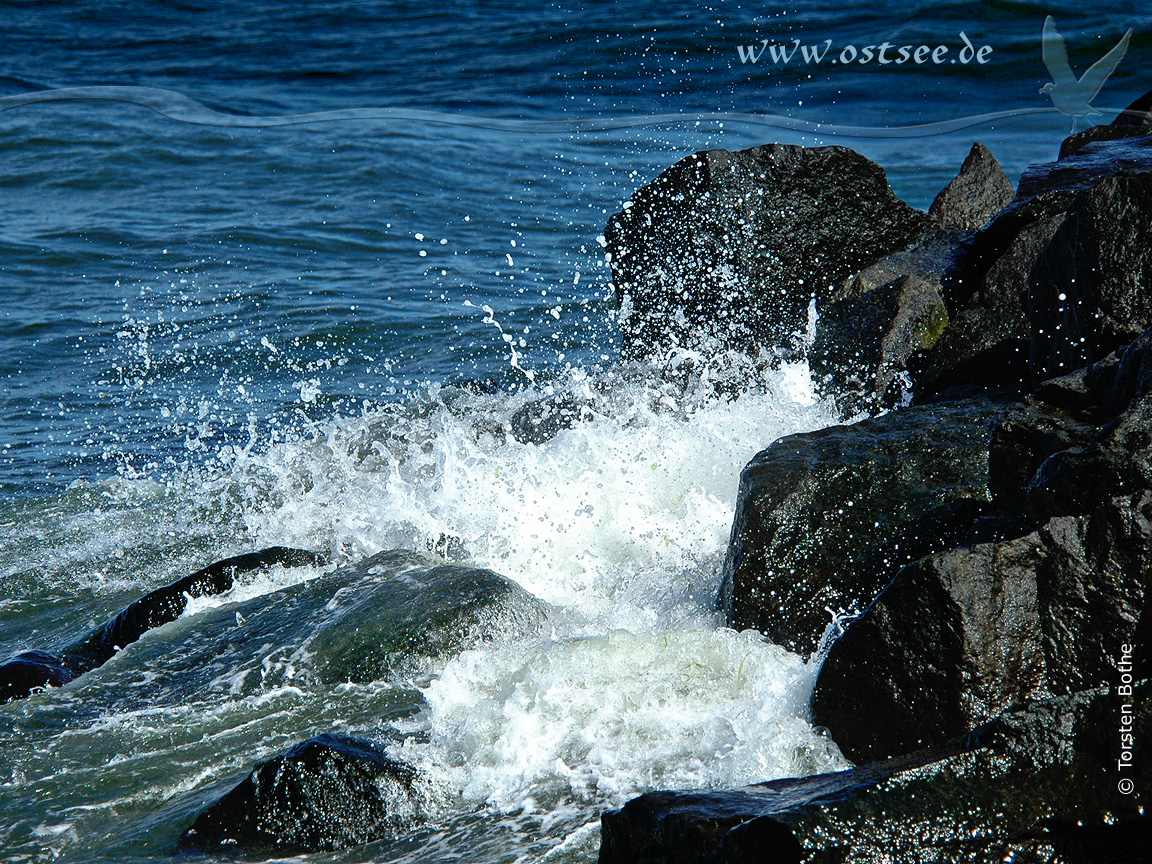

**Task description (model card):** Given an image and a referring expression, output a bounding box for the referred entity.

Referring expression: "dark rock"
[928,142,1015,230]
[1059,88,1152,159]
[811,229,957,416]
[915,134,1152,400]
[718,396,1014,656]
[812,493,1150,762]
[987,397,1097,515]
[605,144,930,359]
[811,532,1048,762]
[1005,329,1152,521]
[912,214,1064,399]
[1027,172,1152,382]
[68,547,327,670]
[180,734,424,854]
[305,554,548,684]
[0,650,81,704]
[1083,326,1152,415]
[509,392,591,445]
[0,547,325,704]
[600,684,1151,864]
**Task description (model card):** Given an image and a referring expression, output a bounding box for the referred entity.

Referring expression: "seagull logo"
[1040,16,1132,132]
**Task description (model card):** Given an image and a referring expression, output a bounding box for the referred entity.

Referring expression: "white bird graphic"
[1040,15,1131,132]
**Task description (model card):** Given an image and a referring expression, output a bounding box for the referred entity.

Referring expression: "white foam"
[403,628,843,812]
[191,357,847,812]
[231,358,835,626]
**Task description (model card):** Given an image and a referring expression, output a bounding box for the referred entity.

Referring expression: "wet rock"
[509,391,592,445]
[811,229,958,415]
[718,396,1014,656]
[600,684,1151,864]
[1027,171,1152,382]
[986,397,1098,515]
[306,553,548,684]
[812,492,1150,763]
[812,272,948,416]
[914,134,1152,400]
[912,213,1064,399]
[0,650,80,704]
[811,532,1047,762]
[1059,88,1152,159]
[928,142,1015,230]
[0,546,324,703]
[605,144,929,359]
[180,734,424,854]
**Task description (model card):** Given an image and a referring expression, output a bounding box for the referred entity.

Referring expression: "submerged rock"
[180,734,424,854]
[600,684,1151,864]
[605,143,929,359]
[0,546,324,704]
[306,554,549,684]
[718,396,1014,656]
[928,141,1015,231]
[0,650,80,703]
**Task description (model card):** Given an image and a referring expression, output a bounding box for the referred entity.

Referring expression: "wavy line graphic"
[0,85,1124,138]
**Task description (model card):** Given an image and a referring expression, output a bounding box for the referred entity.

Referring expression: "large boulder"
[913,133,1152,400]
[180,734,425,854]
[812,489,1150,763]
[599,684,1151,864]
[718,396,1020,656]
[811,328,1152,763]
[604,144,930,359]
[811,490,1149,762]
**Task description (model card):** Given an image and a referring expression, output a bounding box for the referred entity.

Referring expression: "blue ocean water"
[0,2,1149,862]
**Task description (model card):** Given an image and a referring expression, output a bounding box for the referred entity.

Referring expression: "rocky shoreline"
[4,98,1150,863]
[599,93,1152,862]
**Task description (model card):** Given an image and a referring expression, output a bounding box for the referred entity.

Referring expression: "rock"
[810,229,956,415]
[0,546,325,703]
[1027,171,1152,382]
[928,142,1015,230]
[599,684,1151,864]
[811,532,1047,762]
[180,734,424,854]
[0,650,80,704]
[1059,88,1152,159]
[1082,326,1152,415]
[914,134,1152,400]
[986,396,1097,515]
[911,214,1065,398]
[509,391,592,445]
[305,554,548,684]
[68,547,327,670]
[718,396,1016,656]
[811,493,1150,763]
[605,144,930,359]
